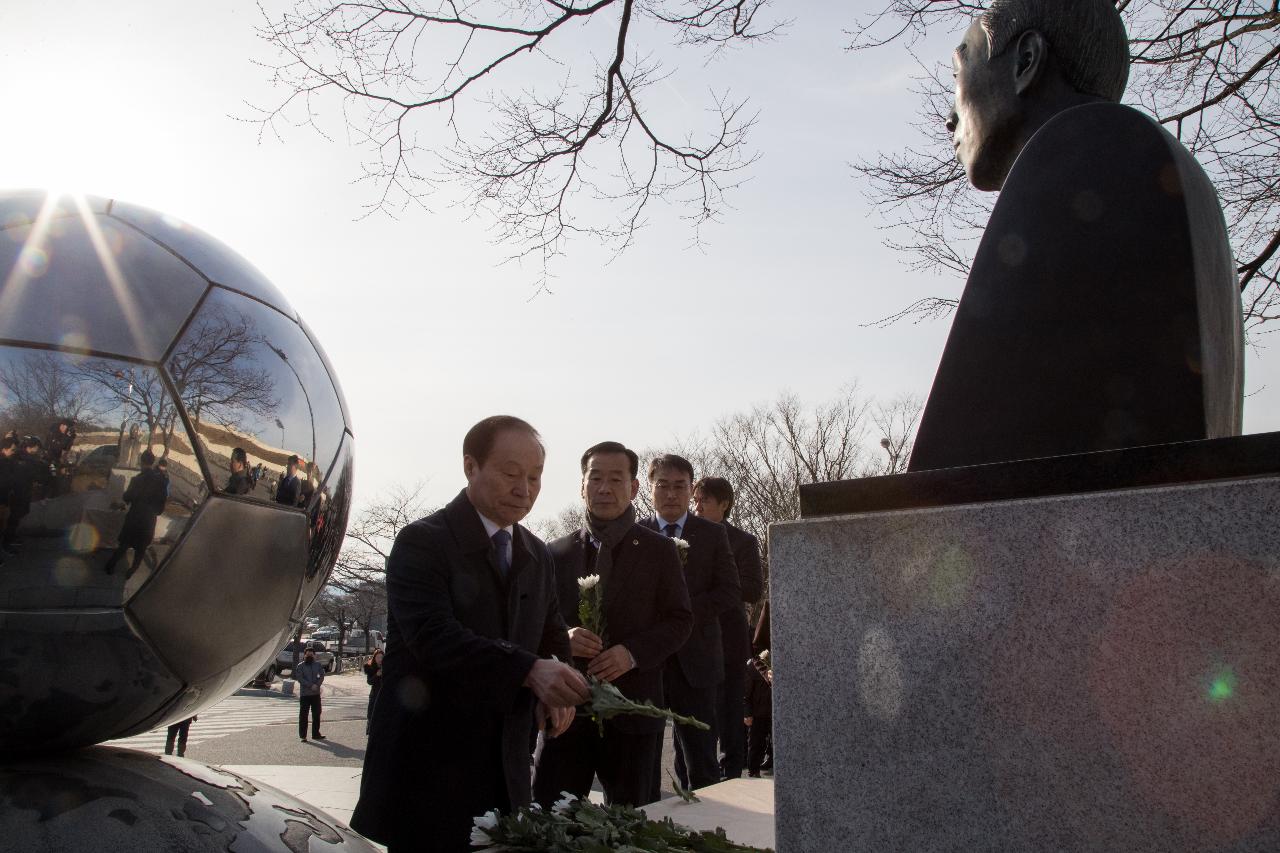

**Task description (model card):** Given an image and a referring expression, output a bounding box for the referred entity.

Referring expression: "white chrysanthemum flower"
[672,539,690,549]
[470,810,500,846]
[577,574,601,591]
[759,649,770,665]
[552,792,578,814]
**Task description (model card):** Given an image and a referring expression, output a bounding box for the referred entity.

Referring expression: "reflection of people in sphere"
[4,436,50,550]
[275,454,303,507]
[120,423,143,469]
[226,447,254,495]
[45,418,76,496]
[104,449,168,577]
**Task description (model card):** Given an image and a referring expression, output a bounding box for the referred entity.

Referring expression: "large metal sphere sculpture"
[0,191,353,753]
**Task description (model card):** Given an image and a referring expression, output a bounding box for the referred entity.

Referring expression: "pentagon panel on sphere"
[0,206,207,360]
[108,200,293,312]
[0,190,351,754]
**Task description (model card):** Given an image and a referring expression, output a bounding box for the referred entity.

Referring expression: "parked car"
[275,639,336,674]
[338,629,385,656]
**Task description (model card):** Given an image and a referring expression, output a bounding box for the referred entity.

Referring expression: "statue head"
[947,0,1129,190]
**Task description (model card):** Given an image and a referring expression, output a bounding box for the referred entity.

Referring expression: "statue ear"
[1012,29,1049,95]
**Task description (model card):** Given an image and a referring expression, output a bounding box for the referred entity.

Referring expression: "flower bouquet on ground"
[470,794,773,852]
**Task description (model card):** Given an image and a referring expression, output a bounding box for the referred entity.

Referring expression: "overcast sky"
[4,0,1277,526]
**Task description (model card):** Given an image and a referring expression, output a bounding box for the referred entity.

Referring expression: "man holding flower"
[351,416,589,853]
[534,441,693,807]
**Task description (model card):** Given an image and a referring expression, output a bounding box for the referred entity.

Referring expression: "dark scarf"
[582,503,636,601]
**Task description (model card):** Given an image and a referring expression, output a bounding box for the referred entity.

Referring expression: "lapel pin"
[632,539,639,545]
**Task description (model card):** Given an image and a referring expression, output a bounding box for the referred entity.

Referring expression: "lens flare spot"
[928,545,974,609]
[54,557,90,587]
[67,522,100,554]
[1207,666,1236,703]
[59,331,91,354]
[18,245,48,277]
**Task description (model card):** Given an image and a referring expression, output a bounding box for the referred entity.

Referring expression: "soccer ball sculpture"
[0,191,353,754]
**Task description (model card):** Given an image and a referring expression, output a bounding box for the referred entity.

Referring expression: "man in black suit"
[643,454,741,791]
[692,476,764,780]
[534,441,693,807]
[351,416,589,853]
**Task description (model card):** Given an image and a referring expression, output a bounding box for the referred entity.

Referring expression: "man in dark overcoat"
[350,416,589,853]
[642,454,741,791]
[692,475,764,779]
[534,441,693,807]
[104,449,168,576]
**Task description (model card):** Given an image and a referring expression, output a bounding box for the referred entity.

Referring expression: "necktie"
[492,529,511,578]
[664,523,679,538]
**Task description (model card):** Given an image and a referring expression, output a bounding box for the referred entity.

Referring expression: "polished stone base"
[771,474,1280,852]
[0,746,379,852]
[645,776,774,849]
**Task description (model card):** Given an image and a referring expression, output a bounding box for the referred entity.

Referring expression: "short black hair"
[581,441,639,479]
[693,476,734,518]
[463,415,543,467]
[22,436,41,450]
[0,437,15,451]
[140,449,156,466]
[647,453,695,483]
[231,447,248,464]
[287,454,300,466]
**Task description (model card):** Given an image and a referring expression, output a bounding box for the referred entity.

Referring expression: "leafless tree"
[251,0,782,283]
[0,352,112,437]
[165,305,280,435]
[871,393,923,474]
[849,1,1280,335]
[329,483,433,592]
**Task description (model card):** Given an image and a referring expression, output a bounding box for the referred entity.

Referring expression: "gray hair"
[981,0,1129,101]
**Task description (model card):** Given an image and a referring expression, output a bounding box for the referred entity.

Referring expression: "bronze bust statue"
[908,0,1243,472]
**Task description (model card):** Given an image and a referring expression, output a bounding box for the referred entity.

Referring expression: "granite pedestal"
[771,434,1280,852]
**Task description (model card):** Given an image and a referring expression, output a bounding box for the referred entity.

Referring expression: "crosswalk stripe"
[106,691,370,754]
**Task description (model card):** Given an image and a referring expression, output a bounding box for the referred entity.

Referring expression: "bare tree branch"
[250,0,780,283]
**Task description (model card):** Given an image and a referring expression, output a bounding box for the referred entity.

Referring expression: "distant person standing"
[363,648,383,735]
[276,454,303,507]
[104,450,168,576]
[744,655,772,778]
[294,647,326,742]
[692,476,764,780]
[165,715,197,757]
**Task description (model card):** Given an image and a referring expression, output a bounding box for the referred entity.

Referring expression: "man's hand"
[524,658,590,707]
[537,702,576,738]
[586,645,635,683]
[744,716,754,727]
[568,627,603,659]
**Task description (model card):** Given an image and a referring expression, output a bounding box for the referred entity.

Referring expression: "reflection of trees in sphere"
[0,192,352,754]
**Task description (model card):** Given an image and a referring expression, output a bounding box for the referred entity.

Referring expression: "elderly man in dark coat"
[351,416,588,853]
